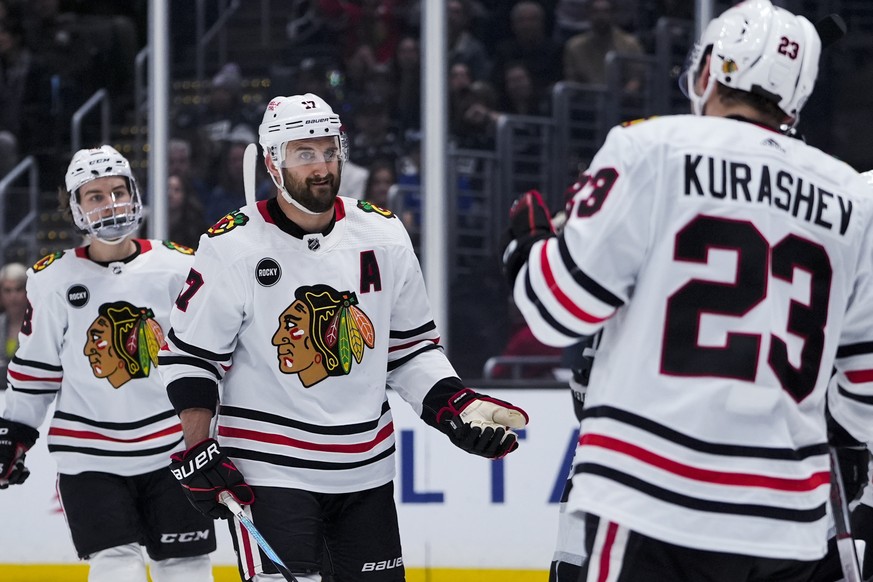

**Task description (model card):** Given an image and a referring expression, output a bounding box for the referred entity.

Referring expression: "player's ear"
[264,153,280,180]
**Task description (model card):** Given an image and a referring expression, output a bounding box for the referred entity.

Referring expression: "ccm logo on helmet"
[171,442,221,481]
[160,530,211,544]
[88,158,111,165]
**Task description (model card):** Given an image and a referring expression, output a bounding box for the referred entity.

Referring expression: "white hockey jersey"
[2,240,195,476]
[159,197,457,494]
[514,115,873,560]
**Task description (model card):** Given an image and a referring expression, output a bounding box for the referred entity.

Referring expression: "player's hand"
[0,418,39,489]
[437,389,529,459]
[502,189,555,286]
[169,438,254,519]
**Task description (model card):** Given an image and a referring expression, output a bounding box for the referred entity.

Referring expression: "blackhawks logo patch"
[207,210,249,237]
[33,251,65,272]
[162,240,195,255]
[621,116,658,128]
[357,200,395,219]
[83,301,164,389]
[272,284,375,388]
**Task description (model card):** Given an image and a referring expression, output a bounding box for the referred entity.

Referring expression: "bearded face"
[278,136,342,213]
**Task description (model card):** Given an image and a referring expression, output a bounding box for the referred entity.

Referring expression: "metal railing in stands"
[71,89,110,154]
[0,156,39,263]
[195,0,241,93]
[134,46,149,172]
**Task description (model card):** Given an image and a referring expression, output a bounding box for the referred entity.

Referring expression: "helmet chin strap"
[90,234,130,246]
[269,164,330,216]
[689,72,717,116]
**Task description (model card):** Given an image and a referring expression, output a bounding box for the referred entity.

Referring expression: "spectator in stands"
[394,35,421,131]
[0,15,31,176]
[552,0,589,44]
[205,140,247,223]
[453,80,501,149]
[319,0,402,91]
[563,0,644,92]
[492,1,564,92]
[364,158,396,209]
[448,0,492,82]
[499,60,549,116]
[0,261,26,381]
[349,96,403,169]
[168,138,210,210]
[167,174,208,249]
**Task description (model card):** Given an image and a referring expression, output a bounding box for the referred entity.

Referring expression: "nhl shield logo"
[307,237,321,251]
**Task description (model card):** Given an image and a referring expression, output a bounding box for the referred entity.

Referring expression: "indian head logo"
[272,284,375,388]
[207,210,249,237]
[83,301,164,389]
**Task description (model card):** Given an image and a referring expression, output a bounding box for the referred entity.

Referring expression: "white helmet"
[258,93,347,213]
[683,0,821,124]
[65,145,143,244]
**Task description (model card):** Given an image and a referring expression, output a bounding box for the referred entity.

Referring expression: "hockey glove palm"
[502,189,555,286]
[0,418,39,489]
[437,389,529,459]
[170,438,254,519]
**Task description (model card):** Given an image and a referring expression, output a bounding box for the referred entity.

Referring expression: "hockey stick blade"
[829,448,863,582]
[243,142,258,207]
[219,490,299,582]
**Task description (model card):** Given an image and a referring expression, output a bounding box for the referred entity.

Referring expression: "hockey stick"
[243,142,258,207]
[829,447,863,582]
[219,490,299,582]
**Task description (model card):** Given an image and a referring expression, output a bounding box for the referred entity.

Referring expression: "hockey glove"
[502,189,555,286]
[0,418,39,489]
[169,438,254,519]
[436,388,529,459]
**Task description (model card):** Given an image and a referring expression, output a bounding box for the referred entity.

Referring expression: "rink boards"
[0,388,577,580]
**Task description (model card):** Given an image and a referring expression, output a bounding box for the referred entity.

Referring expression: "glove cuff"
[1,419,39,450]
[421,377,466,429]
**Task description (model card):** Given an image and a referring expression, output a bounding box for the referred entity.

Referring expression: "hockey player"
[160,93,529,582]
[503,0,873,579]
[0,145,215,581]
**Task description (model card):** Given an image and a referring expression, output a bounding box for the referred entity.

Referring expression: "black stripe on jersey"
[575,462,826,522]
[836,341,873,358]
[158,355,222,380]
[390,321,437,339]
[53,409,178,430]
[582,405,829,460]
[167,329,233,362]
[836,383,873,405]
[387,343,443,371]
[221,400,392,435]
[557,236,624,307]
[48,437,183,456]
[224,443,396,471]
[9,386,59,395]
[11,356,63,372]
[523,269,582,339]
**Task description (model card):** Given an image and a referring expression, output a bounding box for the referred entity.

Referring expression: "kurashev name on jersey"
[684,154,853,235]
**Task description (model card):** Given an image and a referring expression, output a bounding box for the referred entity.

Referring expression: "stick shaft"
[219,491,299,582]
